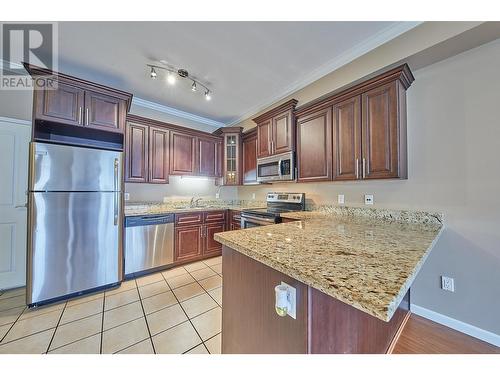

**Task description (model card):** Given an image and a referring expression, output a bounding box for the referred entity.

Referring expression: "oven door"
[240,213,277,228]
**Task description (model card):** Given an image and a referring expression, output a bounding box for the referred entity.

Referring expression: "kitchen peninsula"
[214,207,443,353]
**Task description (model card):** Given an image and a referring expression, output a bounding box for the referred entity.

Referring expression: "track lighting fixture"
[146,63,212,101]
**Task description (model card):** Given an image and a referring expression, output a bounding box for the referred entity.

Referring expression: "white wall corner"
[410,304,500,348]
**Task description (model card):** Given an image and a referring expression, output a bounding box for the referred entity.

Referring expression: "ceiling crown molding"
[226,21,422,126]
[132,97,225,128]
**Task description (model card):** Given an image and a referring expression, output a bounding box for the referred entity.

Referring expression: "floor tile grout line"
[100,288,106,354]
[0,306,27,344]
[184,266,222,309]
[113,337,151,354]
[133,278,157,355]
[0,326,55,347]
[160,271,210,354]
[44,301,67,353]
[47,331,101,353]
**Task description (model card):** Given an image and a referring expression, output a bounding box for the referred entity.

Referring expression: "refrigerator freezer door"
[30,142,122,192]
[27,191,122,305]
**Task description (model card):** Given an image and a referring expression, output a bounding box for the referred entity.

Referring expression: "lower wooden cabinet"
[175,225,203,262]
[204,222,225,255]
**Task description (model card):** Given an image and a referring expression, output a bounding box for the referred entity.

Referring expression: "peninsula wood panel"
[170,131,196,175]
[222,246,308,354]
[361,81,401,179]
[296,107,333,182]
[34,82,85,127]
[125,122,148,182]
[148,126,169,184]
[308,288,409,353]
[332,95,361,180]
[242,131,258,184]
[84,90,126,133]
[272,110,294,155]
[256,119,272,158]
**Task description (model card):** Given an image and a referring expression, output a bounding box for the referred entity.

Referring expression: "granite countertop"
[125,200,266,216]
[214,207,444,322]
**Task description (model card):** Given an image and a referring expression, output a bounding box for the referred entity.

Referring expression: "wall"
[125,176,238,202]
[237,39,500,335]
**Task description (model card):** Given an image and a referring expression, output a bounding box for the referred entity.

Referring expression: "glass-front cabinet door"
[223,132,241,185]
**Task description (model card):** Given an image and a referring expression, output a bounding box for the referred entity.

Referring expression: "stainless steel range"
[240,192,305,228]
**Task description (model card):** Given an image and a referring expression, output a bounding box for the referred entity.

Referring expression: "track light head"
[150,67,157,79]
[191,81,197,92]
[167,71,176,85]
[205,90,211,101]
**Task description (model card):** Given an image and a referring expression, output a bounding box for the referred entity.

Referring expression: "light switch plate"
[441,276,455,292]
[281,282,296,319]
[338,194,345,204]
[215,193,220,199]
[364,194,374,205]
[124,193,130,201]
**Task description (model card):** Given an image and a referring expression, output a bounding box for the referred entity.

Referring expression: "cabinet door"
[125,122,148,183]
[34,82,84,126]
[257,119,272,158]
[149,126,169,184]
[230,222,241,231]
[204,222,225,256]
[170,132,196,175]
[361,82,399,179]
[332,96,362,181]
[296,107,332,182]
[272,110,294,155]
[242,133,258,184]
[85,90,126,133]
[198,137,219,177]
[175,225,202,262]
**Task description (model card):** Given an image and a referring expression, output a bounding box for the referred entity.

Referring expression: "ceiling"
[25,22,418,126]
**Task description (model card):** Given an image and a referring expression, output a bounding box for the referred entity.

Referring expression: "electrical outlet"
[215,193,220,199]
[338,194,345,204]
[441,276,455,292]
[364,194,374,205]
[252,193,256,200]
[124,193,130,201]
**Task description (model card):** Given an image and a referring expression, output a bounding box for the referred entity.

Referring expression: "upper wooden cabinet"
[198,137,222,177]
[242,129,258,185]
[296,107,333,182]
[125,122,169,184]
[34,81,85,126]
[25,63,132,135]
[253,99,298,157]
[170,131,196,175]
[295,64,414,182]
[213,127,243,185]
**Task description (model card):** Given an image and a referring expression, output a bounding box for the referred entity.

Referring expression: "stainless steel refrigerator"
[27,142,123,306]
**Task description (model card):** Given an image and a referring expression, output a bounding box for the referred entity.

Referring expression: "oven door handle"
[241,214,276,225]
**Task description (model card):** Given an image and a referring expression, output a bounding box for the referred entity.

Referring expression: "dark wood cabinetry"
[253,99,297,157]
[296,107,333,182]
[174,210,226,263]
[213,127,243,185]
[125,121,169,184]
[170,131,196,175]
[125,122,149,183]
[295,64,413,183]
[332,95,361,181]
[242,129,258,185]
[148,126,170,183]
[228,210,242,230]
[198,137,222,177]
[84,90,126,133]
[26,63,131,137]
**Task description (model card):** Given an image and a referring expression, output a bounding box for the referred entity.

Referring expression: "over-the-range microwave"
[256,151,295,183]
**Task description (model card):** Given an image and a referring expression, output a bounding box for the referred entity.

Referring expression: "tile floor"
[0,256,223,354]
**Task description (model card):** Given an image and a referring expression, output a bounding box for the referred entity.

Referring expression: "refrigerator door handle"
[114,158,119,225]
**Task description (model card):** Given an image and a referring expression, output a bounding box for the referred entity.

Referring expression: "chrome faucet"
[190,197,203,207]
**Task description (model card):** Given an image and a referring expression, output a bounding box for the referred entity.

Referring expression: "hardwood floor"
[393,314,500,354]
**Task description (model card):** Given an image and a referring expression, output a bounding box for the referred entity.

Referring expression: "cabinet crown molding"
[295,64,414,118]
[23,62,133,111]
[252,99,298,124]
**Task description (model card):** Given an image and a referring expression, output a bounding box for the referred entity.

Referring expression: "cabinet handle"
[78,107,83,125]
[355,158,359,179]
[362,158,366,179]
[85,108,89,126]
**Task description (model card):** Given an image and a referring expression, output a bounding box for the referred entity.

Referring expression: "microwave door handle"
[278,159,282,178]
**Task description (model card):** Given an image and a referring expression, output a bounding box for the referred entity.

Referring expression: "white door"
[0,117,30,290]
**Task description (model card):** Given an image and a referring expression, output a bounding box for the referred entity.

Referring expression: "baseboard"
[410,304,500,347]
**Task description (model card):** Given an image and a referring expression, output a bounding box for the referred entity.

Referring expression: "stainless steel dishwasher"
[124,214,174,277]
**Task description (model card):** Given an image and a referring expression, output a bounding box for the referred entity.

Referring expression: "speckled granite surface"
[125,199,266,216]
[214,208,443,322]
